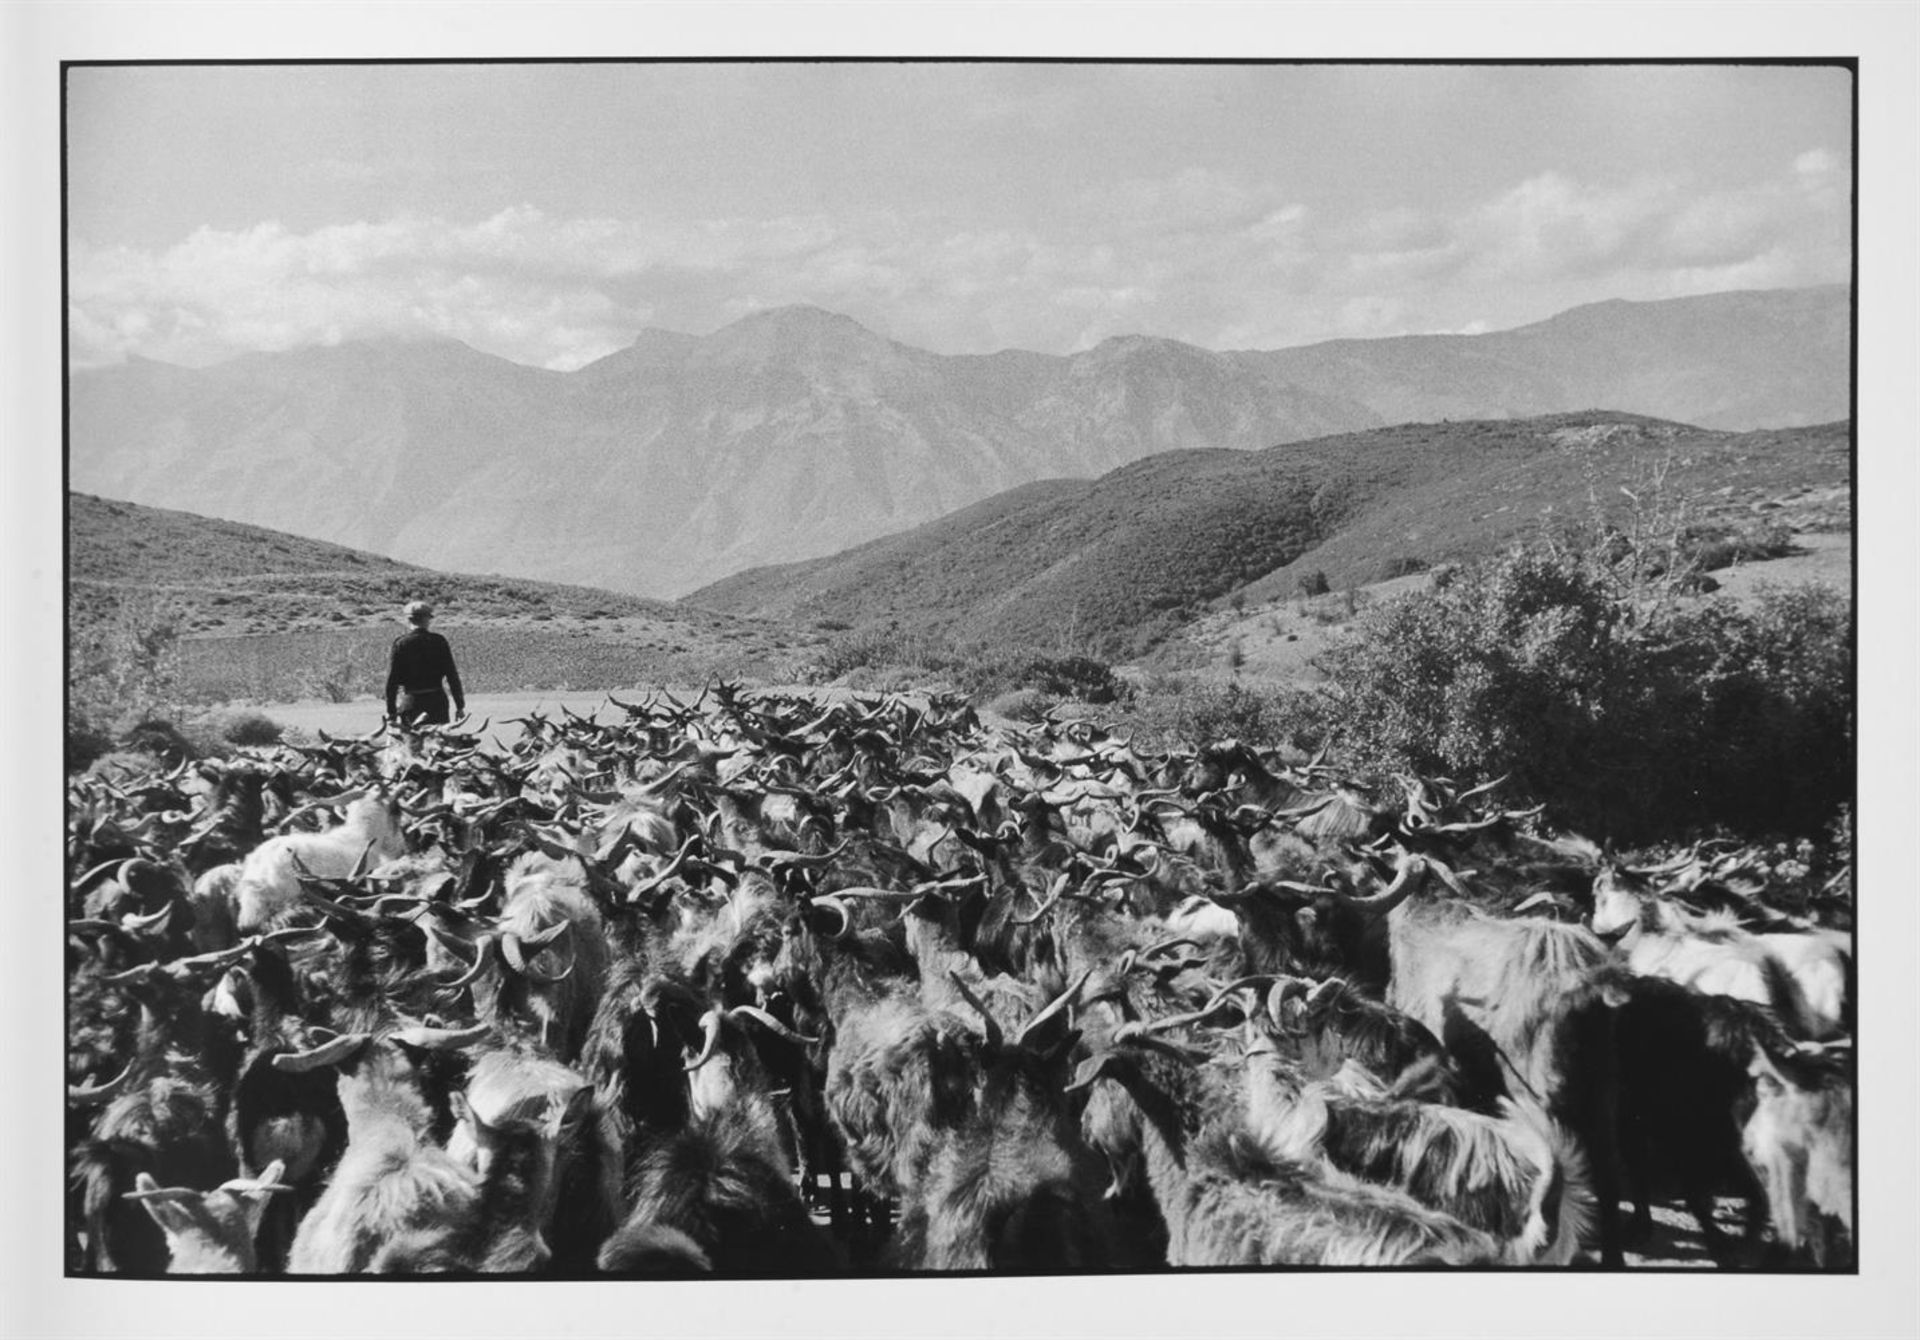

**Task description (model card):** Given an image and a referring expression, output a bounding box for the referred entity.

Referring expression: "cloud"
[69,152,1850,371]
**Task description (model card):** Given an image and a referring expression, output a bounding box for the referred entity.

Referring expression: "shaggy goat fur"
[233,795,406,934]
[286,1046,479,1274]
[1242,1048,1594,1265]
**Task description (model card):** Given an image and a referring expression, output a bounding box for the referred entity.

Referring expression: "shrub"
[1317,545,1851,843]
[69,595,186,735]
[1110,678,1325,754]
[1685,520,1798,573]
[119,717,197,766]
[984,688,1057,724]
[1005,653,1124,705]
[1297,570,1332,598]
[66,708,116,774]
[217,709,284,747]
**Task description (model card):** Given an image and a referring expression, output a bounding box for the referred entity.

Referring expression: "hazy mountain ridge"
[70,285,1848,598]
[687,413,1852,656]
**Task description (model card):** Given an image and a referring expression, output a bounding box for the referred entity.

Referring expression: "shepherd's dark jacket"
[385,629,465,718]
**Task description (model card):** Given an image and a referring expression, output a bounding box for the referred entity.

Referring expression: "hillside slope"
[686,414,1851,656]
[69,493,819,700]
[70,285,1848,598]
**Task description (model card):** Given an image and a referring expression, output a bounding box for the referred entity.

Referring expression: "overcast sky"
[66,61,1852,371]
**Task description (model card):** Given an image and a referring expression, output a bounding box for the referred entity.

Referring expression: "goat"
[70,1073,231,1275]
[884,974,1117,1272]
[450,851,610,1062]
[1067,1047,1504,1266]
[124,1161,292,1273]
[601,1008,838,1276]
[1240,1029,1593,1265]
[281,1031,486,1274]
[1542,965,1801,1267]
[442,1046,593,1268]
[1591,865,1850,1041]
[1743,1042,1854,1267]
[1263,976,1469,1105]
[232,791,406,934]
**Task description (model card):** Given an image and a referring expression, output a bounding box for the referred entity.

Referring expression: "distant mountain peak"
[729,303,871,330]
[697,303,896,364]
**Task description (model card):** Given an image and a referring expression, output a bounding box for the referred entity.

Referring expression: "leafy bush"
[1684,520,1798,573]
[1004,654,1124,705]
[984,688,1057,723]
[65,709,115,774]
[120,718,197,766]
[806,630,1125,705]
[69,595,186,737]
[1318,545,1852,842]
[1109,678,1325,753]
[216,709,284,747]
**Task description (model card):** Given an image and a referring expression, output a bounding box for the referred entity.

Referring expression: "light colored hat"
[405,601,435,623]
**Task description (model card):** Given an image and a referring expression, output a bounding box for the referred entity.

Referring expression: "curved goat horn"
[346,838,379,884]
[72,857,133,892]
[945,972,1004,1051]
[68,1058,138,1106]
[726,1005,821,1046]
[1013,967,1095,1047]
[680,1008,727,1073]
[1325,851,1427,916]
[806,896,852,940]
[629,835,699,898]
[1015,870,1075,925]
[389,1021,494,1051]
[445,936,500,989]
[120,902,176,935]
[1266,977,1314,1029]
[823,887,922,903]
[270,1032,371,1073]
[503,922,576,983]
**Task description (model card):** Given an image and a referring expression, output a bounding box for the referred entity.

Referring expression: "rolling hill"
[685,413,1852,657]
[69,493,822,702]
[69,285,1848,599]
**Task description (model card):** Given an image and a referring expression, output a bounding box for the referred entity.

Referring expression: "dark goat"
[601,1010,838,1276]
[70,1075,232,1274]
[883,974,1116,1272]
[1263,976,1476,1108]
[1545,966,1782,1267]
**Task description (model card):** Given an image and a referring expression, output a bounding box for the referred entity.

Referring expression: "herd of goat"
[65,684,1855,1275]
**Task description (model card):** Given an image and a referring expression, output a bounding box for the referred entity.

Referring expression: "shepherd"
[385,600,466,727]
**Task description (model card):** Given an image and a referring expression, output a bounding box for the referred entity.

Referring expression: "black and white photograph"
[6,4,1916,1337]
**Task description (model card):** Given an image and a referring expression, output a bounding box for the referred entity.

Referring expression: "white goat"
[231,791,406,934]
[126,1162,292,1274]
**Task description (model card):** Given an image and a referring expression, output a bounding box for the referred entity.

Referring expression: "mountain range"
[69,284,1849,598]
[688,413,1851,655]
